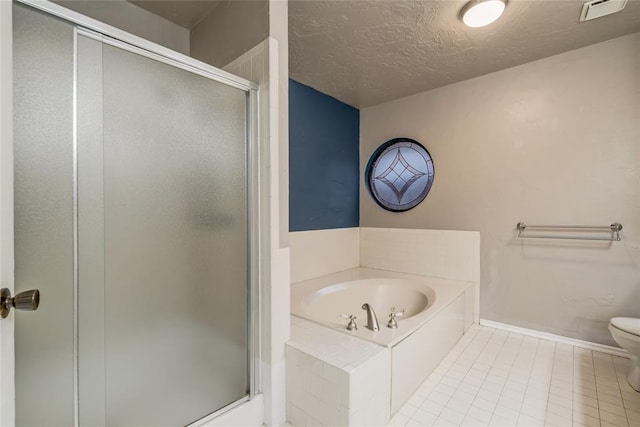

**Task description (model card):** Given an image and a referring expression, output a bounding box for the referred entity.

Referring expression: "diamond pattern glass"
[366,138,435,212]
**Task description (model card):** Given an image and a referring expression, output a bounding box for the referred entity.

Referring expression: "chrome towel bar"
[516,222,623,241]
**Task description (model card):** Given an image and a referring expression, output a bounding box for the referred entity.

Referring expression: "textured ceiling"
[129,0,221,29]
[289,0,640,108]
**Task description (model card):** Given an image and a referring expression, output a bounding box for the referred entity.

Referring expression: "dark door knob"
[0,288,40,318]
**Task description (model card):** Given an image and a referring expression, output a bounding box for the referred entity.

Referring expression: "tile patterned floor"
[389,325,640,427]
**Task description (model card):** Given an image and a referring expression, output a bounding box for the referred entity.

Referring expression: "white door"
[0,0,17,425]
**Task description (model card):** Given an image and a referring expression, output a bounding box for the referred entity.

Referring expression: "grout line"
[541,339,557,426]
[516,337,540,424]
[586,348,600,427]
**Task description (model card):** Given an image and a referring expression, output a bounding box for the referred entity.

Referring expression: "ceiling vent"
[580,0,628,21]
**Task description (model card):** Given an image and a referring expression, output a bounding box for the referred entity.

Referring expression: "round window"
[365,138,434,212]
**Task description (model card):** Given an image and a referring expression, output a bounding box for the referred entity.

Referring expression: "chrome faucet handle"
[340,314,358,331]
[390,306,405,315]
[387,308,405,329]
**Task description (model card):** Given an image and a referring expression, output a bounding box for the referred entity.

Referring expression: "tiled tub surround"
[359,228,480,324]
[290,227,360,283]
[289,228,479,300]
[287,318,391,426]
[287,268,475,425]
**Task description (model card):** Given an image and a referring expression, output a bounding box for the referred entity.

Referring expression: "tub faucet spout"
[361,303,380,331]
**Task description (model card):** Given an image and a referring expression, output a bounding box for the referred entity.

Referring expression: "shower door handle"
[0,288,40,319]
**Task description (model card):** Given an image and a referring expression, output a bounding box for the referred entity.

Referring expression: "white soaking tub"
[291,268,474,414]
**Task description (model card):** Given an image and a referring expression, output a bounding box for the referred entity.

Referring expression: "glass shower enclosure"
[13,2,258,425]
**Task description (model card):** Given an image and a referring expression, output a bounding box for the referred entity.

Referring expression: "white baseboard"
[479,319,629,359]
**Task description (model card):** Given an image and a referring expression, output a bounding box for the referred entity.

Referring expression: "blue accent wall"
[289,79,360,231]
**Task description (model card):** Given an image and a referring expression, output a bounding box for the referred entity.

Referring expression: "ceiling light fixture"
[460,0,507,28]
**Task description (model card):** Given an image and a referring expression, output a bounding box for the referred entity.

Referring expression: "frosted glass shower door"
[76,34,251,426]
[13,4,76,426]
[13,2,252,424]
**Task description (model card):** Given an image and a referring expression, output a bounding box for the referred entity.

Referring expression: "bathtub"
[291,268,472,347]
[291,267,474,414]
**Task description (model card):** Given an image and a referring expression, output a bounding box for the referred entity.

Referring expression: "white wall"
[360,33,640,346]
[225,41,289,426]
[222,1,289,423]
[54,1,189,55]
[191,0,269,68]
[270,0,290,249]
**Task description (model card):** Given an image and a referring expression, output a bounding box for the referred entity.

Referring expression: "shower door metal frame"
[9,1,262,425]
[18,0,258,93]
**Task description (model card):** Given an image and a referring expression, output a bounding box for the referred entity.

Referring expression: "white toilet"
[609,317,640,392]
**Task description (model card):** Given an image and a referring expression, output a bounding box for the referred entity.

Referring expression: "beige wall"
[54,1,189,55]
[190,0,269,69]
[360,33,640,346]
